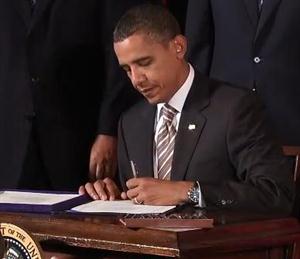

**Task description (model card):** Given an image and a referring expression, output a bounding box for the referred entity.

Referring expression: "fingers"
[89,158,104,182]
[102,158,118,179]
[95,163,105,180]
[88,161,96,182]
[89,159,115,180]
[84,182,102,200]
[121,192,128,200]
[103,159,112,178]
[126,177,139,189]
[89,134,117,180]
[83,179,121,201]
[78,185,86,195]
[103,178,121,201]
[93,180,109,200]
[126,178,143,200]
[126,178,165,205]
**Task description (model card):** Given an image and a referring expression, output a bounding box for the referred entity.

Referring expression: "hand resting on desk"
[79,178,127,201]
[79,177,194,206]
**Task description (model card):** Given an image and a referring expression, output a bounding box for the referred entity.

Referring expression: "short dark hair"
[113,4,181,43]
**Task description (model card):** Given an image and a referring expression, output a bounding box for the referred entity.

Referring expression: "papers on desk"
[71,200,175,214]
[0,190,90,213]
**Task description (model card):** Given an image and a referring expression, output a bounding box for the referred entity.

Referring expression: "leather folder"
[120,217,214,228]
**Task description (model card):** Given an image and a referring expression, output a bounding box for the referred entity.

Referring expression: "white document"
[0,191,80,205]
[71,200,175,214]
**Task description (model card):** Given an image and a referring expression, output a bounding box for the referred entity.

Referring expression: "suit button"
[252,88,256,92]
[31,77,40,85]
[253,57,261,63]
[24,112,36,120]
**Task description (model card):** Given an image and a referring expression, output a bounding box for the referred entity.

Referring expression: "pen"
[130,160,138,178]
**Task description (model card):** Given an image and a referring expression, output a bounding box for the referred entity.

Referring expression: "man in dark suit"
[0,0,151,190]
[80,4,294,213]
[185,0,300,145]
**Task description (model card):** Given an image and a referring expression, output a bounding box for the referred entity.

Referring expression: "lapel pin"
[188,124,196,130]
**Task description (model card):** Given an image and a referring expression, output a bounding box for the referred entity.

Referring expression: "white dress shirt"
[152,64,205,206]
[153,64,194,176]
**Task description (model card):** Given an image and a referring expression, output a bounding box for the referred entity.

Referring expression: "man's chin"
[145,96,162,105]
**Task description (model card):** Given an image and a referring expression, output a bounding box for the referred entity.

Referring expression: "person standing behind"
[185,0,300,145]
[0,0,152,190]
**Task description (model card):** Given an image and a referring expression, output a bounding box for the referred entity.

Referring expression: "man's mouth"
[138,86,154,95]
[141,87,152,94]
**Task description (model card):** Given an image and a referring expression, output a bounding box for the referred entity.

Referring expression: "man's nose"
[131,69,146,86]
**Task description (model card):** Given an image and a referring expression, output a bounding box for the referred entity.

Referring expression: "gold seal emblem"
[0,223,42,259]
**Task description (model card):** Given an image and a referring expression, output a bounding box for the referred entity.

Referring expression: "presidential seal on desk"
[0,223,42,259]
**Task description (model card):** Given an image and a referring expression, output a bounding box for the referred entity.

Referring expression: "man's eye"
[138,60,151,67]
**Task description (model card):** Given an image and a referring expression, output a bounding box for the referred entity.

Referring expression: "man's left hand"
[89,134,117,181]
[126,177,194,205]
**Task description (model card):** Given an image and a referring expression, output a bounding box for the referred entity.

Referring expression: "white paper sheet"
[0,191,80,205]
[71,200,175,214]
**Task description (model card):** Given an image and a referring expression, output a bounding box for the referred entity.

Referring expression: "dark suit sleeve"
[97,45,139,136]
[200,93,295,213]
[96,0,142,136]
[185,0,214,75]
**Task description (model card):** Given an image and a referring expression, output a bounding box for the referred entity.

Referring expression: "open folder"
[0,190,90,213]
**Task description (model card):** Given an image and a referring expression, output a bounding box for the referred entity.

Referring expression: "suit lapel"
[130,102,156,178]
[255,0,282,40]
[12,0,31,30]
[28,0,53,34]
[242,0,259,28]
[171,73,209,181]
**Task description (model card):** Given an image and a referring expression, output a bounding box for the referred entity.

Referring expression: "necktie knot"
[160,104,178,123]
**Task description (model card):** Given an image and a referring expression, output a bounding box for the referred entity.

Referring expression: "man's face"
[114,33,186,104]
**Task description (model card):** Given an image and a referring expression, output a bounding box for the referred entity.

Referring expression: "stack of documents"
[0,190,89,213]
[0,190,175,214]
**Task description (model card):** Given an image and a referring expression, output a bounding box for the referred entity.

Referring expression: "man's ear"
[173,35,187,59]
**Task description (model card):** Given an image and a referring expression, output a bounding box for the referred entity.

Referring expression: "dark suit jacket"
[0,0,144,189]
[185,0,300,145]
[118,71,294,213]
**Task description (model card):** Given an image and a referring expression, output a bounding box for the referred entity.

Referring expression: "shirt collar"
[157,63,195,114]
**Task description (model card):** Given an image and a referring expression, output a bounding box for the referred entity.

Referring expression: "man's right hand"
[79,178,127,201]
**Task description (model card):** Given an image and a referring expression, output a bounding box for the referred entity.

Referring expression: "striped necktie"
[156,104,178,180]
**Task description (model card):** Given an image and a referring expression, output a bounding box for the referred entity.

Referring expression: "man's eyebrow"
[120,56,151,67]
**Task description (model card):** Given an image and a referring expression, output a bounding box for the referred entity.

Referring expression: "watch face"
[188,187,199,203]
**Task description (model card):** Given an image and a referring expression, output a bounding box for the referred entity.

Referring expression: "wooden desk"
[0,210,300,259]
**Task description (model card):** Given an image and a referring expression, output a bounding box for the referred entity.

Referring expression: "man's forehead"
[114,34,159,59]
[114,33,157,47]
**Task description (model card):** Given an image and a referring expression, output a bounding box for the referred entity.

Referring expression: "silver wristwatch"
[187,181,200,204]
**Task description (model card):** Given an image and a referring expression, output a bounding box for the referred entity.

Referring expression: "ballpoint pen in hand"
[130,160,139,178]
